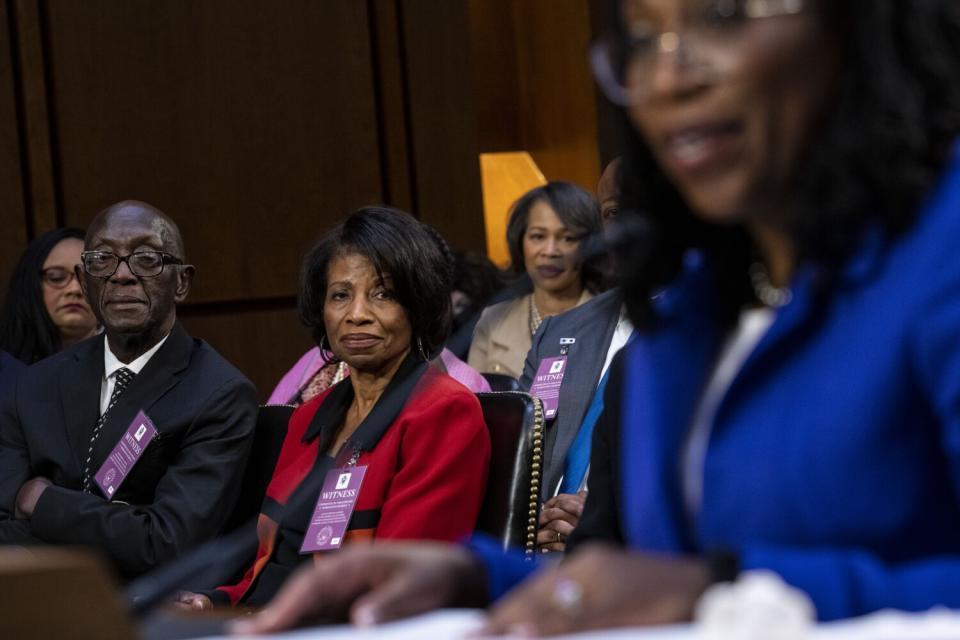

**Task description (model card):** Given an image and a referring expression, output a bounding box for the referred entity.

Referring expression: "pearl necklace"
[748,262,793,308]
[528,296,543,336]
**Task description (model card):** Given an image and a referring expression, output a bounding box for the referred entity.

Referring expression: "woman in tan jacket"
[468,181,605,378]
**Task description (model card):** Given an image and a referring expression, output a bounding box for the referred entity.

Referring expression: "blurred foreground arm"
[231,542,488,634]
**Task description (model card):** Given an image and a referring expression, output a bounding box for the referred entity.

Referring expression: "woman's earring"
[320,335,339,363]
[416,336,429,362]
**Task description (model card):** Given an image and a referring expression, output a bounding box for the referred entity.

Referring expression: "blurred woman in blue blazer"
[234,1,960,635]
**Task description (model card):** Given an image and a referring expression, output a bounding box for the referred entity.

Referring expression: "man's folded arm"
[0,381,42,543]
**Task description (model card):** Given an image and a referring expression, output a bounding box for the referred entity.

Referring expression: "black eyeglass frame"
[79,250,184,279]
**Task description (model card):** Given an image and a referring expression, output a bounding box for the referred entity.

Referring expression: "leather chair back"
[482,373,524,392]
[183,404,293,591]
[223,403,293,532]
[474,391,545,554]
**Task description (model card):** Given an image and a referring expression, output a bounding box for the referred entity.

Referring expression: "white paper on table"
[210,609,694,640]
[205,610,484,640]
[200,606,960,640]
[812,608,960,640]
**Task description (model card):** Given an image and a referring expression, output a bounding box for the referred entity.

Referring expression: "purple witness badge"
[529,356,567,419]
[301,465,367,553]
[94,410,158,500]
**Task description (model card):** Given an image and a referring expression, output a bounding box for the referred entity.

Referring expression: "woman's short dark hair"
[505,181,606,293]
[299,206,453,360]
[613,0,960,329]
[0,227,86,364]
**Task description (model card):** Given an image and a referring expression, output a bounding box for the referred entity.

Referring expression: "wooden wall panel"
[2,0,488,392]
[467,0,521,153]
[588,0,623,167]
[45,0,383,304]
[469,0,603,192]
[399,0,485,253]
[513,1,601,191]
[179,306,315,401]
[9,0,57,233]
[0,0,29,291]
[369,0,413,212]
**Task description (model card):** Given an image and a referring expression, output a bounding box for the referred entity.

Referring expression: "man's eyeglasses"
[80,251,183,279]
[40,267,80,289]
[590,0,806,106]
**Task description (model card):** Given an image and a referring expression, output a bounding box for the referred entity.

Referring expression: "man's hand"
[230,542,487,634]
[536,490,587,552]
[15,477,52,519]
[173,591,214,612]
[480,543,710,636]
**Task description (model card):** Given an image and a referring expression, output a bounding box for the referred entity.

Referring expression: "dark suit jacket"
[0,322,257,579]
[519,288,622,498]
[0,351,24,404]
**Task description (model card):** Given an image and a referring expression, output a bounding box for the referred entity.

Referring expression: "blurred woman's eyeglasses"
[590,0,805,106]
[40,267,79,289]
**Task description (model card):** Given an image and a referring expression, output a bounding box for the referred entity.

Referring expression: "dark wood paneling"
[179,303,315,402]
[8,0,56,234]
[467,0,521,152]
[369,0,413,212]
[589,0,623,167]
[514,0,600,190]
[45,0,383,303]
[469,0,602,191]
[399,0,485,253]
[0,0,28,290]
[3,0,488,392]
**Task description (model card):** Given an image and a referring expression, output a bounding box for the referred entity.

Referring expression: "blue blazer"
[615,147,960,620]
[477,148,960,620]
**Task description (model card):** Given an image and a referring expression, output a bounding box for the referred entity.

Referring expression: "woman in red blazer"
[179,206,490,608]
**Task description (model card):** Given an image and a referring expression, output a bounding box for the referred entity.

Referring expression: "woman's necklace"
[748,262,793,308]
[332,360,348,384]
[528,295,543,336]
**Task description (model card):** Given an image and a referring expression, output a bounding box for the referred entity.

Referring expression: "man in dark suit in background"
[519,289,628,548]
[0,200,257,579]
[519,159,631,552]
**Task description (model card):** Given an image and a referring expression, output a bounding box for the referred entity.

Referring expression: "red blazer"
[218,362,490,604]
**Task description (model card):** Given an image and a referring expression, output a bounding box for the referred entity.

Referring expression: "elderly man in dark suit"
[0,200,256,579]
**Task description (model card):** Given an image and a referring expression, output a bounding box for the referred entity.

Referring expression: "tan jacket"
[468,291,593,379]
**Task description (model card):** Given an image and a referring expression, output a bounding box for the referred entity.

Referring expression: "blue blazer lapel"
[620,262,720,552]
[716,260,835,429]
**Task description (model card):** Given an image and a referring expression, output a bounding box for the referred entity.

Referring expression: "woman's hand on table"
[480,543,710,637]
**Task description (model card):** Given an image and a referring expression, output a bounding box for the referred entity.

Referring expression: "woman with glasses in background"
[0,228,98,364]
[234,0,960,635]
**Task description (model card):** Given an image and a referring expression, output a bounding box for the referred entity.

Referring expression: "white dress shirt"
[600,306,634,381]
[100,333,170,415]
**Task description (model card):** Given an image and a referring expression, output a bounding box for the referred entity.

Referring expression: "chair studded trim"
[82,367,136,492]
[523,393,545,557]
[474,390,546,556]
